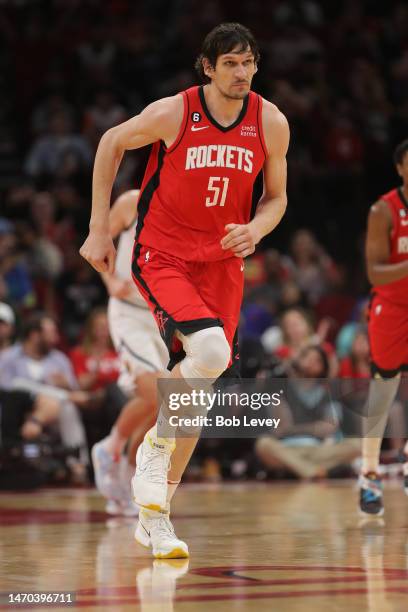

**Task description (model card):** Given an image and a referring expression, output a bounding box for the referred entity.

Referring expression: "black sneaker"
[359,472,384,516]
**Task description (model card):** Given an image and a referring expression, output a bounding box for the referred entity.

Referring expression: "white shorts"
[108,298,168,396]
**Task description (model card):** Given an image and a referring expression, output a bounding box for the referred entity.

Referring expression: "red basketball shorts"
[368,293,408,377]
[131,243,244,372]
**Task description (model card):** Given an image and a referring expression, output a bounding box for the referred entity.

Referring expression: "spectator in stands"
[0,217,35,309]
[25,111,92,181]
[339,327,370,379]
[288,229,336,305]
[70,308,124,453]
[30,92,75,138]
[278,281,308,311]
[18,217,63,282]
[83,89,127,149]
[0,313,89,476]
[256,345,359,479]
[56,251,106,344]
[245,248,293,312]
[273,306,337,375]
[0,387,59,444]
[0,302,15,351]
[70,307,119,392]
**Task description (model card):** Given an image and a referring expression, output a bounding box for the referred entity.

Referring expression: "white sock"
[156,405,178,439]
[362,438,383,474]
[148,423,176,450]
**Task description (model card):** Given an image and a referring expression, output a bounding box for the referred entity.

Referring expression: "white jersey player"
[106,189,168,393]
[92,190,167,516]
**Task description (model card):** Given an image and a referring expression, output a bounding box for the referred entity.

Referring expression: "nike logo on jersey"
[191,125,209,132]
[185,145,254,173]
[401,219,408,226]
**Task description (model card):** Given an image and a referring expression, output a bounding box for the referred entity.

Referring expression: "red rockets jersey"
[373,187,408,306]
[136,86,267,261]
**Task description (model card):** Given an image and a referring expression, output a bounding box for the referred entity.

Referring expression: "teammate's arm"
[79,96,183,273]
[221,103,289,258]
[108,189,140,240]
[366,200,408,285]
[100,190,140,299]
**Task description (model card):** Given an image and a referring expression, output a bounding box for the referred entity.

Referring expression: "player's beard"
[219,83,249,101]
[225,91,248,100]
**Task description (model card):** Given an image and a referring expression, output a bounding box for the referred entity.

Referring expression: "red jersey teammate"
[359,139,408,516]
[80,23,289,557]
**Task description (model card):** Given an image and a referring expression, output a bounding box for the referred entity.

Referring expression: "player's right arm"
[366,200,408,285]
[79,96,183,273]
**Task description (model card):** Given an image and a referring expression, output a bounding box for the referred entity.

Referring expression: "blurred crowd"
[1,0,408,487]
[1,233,406,487]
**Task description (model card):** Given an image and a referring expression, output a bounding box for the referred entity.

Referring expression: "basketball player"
[80,23,289,557]
[359,138,408,516]
[92,189,167,515]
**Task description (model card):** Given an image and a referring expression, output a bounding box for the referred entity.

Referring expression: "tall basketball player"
[359,139,408,516]
[92,189,168,516]
[80,23,289,557]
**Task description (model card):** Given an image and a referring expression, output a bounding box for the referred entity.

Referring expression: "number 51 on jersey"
[205,176,230,207]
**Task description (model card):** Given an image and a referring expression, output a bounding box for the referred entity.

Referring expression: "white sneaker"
[136,558,189,607]
[115,456,139,516]
[135,510,189,559]
[92,438,122,501]
[132,429,175,512]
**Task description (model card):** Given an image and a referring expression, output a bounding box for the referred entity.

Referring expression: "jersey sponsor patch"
[240,125,257,137]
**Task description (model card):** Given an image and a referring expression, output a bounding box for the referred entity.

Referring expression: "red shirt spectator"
[338,329,370,379]
[70,345,119,391]
[69,307,119,391]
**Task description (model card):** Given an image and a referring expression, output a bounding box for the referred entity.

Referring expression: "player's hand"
[80,230,116,274]
[220,223,259,258]
[107,276,134,299]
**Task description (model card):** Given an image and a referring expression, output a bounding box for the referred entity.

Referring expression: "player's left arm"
[221,103,289,258]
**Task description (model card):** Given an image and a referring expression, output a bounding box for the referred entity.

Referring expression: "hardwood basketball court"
[1,481,407,611]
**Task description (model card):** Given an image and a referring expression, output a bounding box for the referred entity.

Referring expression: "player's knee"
[198,329,230,374]
[181,327,230,380]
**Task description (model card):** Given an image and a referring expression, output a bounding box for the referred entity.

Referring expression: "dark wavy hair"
[394,139,408,166]
[195,22,260,83]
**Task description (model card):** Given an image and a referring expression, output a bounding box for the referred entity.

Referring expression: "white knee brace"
[179,327,231,383]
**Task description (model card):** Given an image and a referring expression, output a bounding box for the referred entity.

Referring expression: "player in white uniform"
[92,190,168,515]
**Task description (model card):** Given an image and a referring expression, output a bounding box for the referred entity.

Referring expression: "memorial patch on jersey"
[185,145,254,173]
